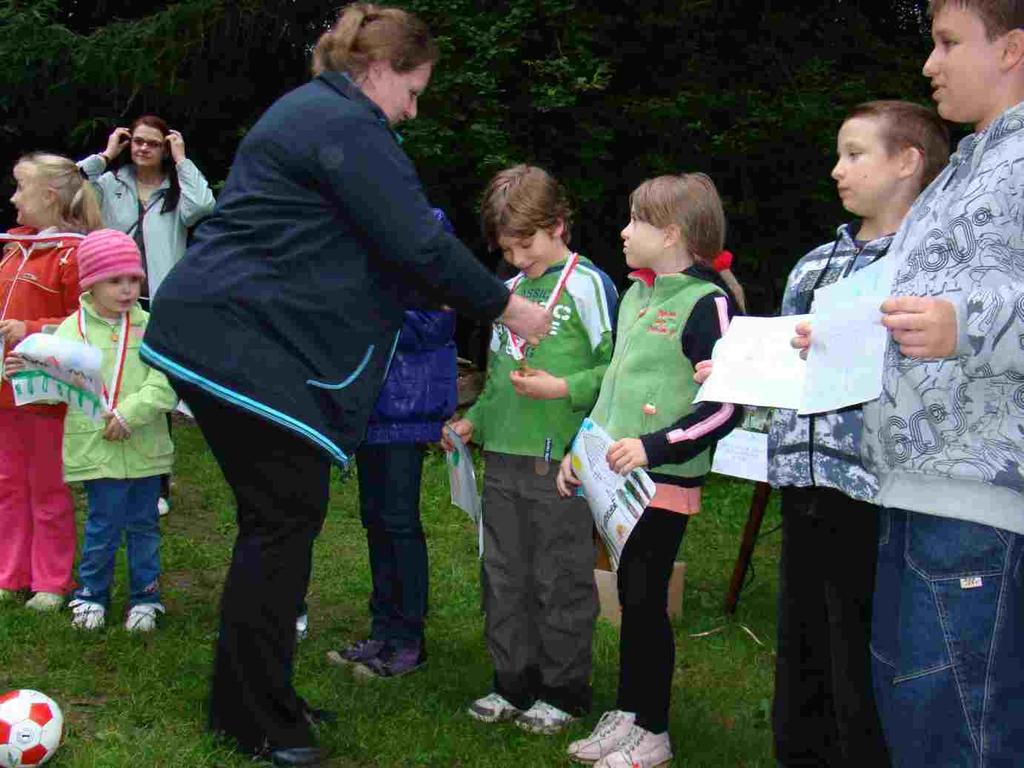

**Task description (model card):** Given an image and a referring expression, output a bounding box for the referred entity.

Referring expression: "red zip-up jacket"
[0,227,83,414]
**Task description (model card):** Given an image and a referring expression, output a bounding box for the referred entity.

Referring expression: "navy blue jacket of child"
[141,71,509,465]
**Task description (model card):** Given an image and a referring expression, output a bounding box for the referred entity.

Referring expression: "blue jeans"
[355,443,427,645]
[871,507,1024,767]
[74,477,162,607]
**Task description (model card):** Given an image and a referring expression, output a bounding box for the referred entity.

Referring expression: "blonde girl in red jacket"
[0,152,101,610]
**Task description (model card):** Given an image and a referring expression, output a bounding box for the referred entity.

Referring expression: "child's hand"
[881,296,957,358]
[441,418,473,452]
[556,454,581,497]
[606,438,648,475]
[0,320,28,346]
[102,412,130,442]
[509,368,568,400]
[3,354,26,378]
[792,320,812,360]
[694,359,713,384]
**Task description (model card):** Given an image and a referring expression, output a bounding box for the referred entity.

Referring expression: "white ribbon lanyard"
[507,252,580,361]
[78,308,130,411]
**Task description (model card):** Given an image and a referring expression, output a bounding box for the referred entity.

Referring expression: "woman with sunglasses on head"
[79,116,215,305]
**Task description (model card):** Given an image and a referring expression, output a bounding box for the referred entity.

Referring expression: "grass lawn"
[0,422,782,767]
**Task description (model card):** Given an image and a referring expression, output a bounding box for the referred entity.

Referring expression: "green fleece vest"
[590,272,722,479]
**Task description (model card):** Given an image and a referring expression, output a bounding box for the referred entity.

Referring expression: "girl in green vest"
[557,173,742,768]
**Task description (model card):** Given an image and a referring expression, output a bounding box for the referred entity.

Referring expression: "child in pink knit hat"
[8,228,179,632]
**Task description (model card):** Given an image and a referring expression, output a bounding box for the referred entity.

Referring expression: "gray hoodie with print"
[861,100,1024,534]
[767,224,891,502]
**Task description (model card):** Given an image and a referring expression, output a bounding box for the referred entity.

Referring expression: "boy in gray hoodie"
[771,101,949,768]
[855,1,1024,765]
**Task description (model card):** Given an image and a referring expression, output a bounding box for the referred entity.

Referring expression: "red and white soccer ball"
[0,690,63,767]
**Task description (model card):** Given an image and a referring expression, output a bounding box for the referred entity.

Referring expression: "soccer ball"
[0,690,63,767]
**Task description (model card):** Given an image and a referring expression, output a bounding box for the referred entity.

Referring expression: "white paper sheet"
[798,256,894,414]
[445,428,481,524]
[697,255,894,415]
[570,418,656,570]
[711,429,769,482]
[9,334,106,420]
[695,315,810,410]
[444,427,484,556]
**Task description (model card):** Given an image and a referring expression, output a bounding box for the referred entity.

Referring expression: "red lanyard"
[78,308,130,410]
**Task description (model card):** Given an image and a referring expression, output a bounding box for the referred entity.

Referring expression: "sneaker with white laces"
[69,599,106,630]
[515,700,575,735]
[295,613,309,642]
[157,497,170,517]
[125,603,165,633]
[25,592,64,612]
[568,710,637,763]
[594,724,673,768]
[467,692,522,723]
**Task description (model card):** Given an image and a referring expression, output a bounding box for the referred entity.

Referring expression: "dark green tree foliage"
[1,0,934,314]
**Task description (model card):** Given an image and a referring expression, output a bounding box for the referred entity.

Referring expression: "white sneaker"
[467,692,522,723]
[69,599,106,630]
[594,724,673,768]
[25,592,64,612]
[157,497,170,517]
[515,700,575,735]
[568,710,636,763]
[125,603,165,633]
[296,613,309,642]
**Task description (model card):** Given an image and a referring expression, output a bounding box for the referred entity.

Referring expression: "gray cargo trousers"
[480,451,598,714]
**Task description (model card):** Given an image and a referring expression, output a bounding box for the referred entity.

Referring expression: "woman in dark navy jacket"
[140,6,549,766]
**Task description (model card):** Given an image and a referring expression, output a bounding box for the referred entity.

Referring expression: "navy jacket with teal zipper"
[141,72,509,464]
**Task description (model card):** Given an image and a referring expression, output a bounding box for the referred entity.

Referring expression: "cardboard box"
[594,561,686,627]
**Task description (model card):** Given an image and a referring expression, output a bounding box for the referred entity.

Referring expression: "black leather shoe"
[303,707,338,727]
[269,746,324,767]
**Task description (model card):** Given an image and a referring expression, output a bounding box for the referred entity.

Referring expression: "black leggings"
[615,506,688,733]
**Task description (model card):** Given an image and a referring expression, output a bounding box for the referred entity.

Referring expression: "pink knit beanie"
[77,229,146,290]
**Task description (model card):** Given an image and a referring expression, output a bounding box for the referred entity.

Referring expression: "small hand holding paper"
[509,367,568,400]
[881,296,957,358]
[606,438,648,475]
[441,418,473,452]
[693,359,713,384]
[792,320,812,360]
[3,354,26,378]
[556,453,581,497]
[102,412,130,442]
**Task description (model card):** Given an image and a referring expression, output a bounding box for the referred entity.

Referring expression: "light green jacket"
[78,154,215,297]
[54,295,177,482]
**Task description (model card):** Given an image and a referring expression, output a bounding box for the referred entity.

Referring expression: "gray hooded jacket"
[767,224,892,502]
[862,100,1024,534]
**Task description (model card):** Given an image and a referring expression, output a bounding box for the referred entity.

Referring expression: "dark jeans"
[175,381,329,754]
[355,442,428,645]
[74,476,162,607]
[872,508,1024,767]
[773,487,888,768]
[616,506,688,734]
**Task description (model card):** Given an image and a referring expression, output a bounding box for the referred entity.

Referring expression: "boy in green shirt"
[444,164,617,733]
